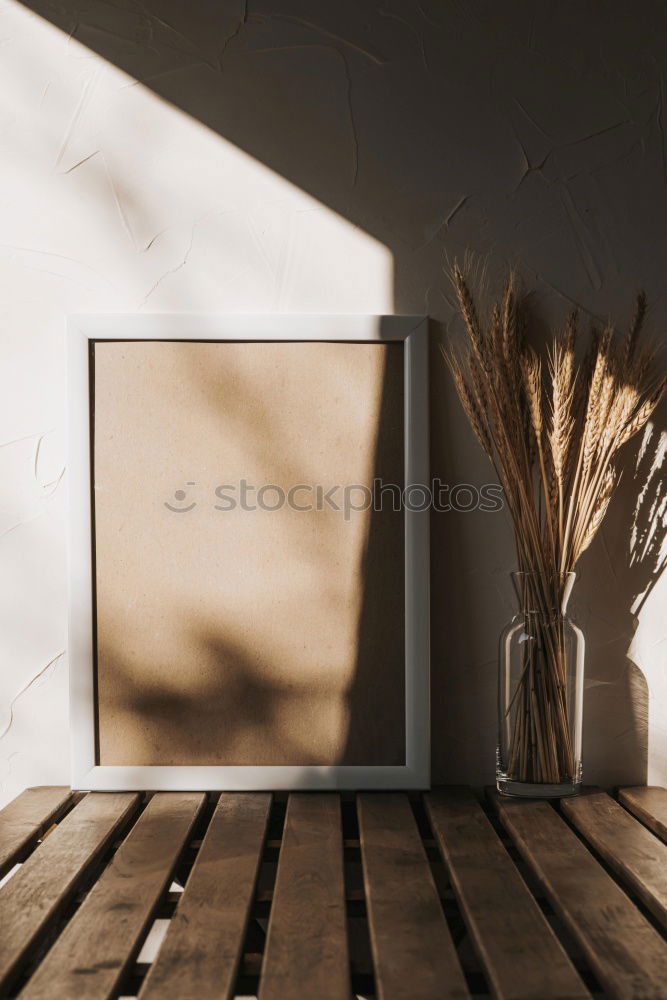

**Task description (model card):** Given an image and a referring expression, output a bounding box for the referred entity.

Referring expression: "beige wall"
[1,0,665,803]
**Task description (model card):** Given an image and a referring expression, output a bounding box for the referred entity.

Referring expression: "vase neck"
[511,571,576,617]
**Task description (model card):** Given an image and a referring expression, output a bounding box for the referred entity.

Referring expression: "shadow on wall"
[19,0,667,783]
[576,423,666,786]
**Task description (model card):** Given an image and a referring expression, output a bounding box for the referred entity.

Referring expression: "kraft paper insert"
[92,339,405,765]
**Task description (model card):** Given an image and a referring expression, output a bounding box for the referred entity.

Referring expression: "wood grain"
[426,787,588,999]
[0,792,139,994]
[562,787,667,931]
[139,793,270,1000]
[490,789,667,999]
[0,786,74,879]
[358,793,468,1000]
[259,794,349,1000]
[619,786,667,842]
[19,793,204,1000]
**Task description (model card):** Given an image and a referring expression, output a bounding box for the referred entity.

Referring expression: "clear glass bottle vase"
[497,571,584,798]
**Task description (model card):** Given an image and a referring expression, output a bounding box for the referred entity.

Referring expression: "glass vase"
[497,571,584,798]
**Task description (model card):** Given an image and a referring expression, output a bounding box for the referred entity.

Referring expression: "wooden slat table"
[0,786,665,999]
[618,786,667,843]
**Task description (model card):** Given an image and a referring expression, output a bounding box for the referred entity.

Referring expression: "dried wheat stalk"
[445,266,666,784]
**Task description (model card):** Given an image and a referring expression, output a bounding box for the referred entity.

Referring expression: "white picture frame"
[67,314,429,790]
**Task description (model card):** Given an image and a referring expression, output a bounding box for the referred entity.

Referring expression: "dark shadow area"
[24,0,667,782]
[342,341,405,765]
[97,632,315,764]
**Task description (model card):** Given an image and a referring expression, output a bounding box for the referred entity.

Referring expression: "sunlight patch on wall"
[627,425,667,785]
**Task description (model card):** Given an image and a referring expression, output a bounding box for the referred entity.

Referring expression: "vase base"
[496,776,582,799]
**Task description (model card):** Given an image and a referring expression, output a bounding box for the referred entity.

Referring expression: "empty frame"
[67,315,429,789]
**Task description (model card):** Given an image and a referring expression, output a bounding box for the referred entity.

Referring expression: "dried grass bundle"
[444,268,666,784]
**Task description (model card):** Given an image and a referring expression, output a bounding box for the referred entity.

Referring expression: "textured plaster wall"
[1,0,666,805]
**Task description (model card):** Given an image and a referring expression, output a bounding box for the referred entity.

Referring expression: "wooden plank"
[358,793,468,1000]
[139,793,271,1000]
[562,787,667,931]
[259,794,349,1000]
[20,792,204,1000]
[619,786,667,842]
[490,789,667,999]
[0,792,139,994]
[426,787,588,1000]
[0,786,74,879]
